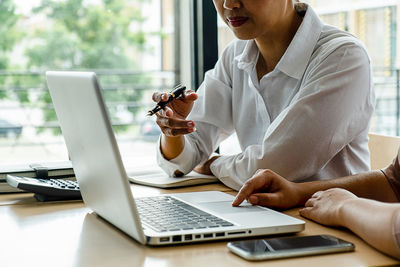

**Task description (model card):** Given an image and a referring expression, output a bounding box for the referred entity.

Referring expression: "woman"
[232,149,400,259]
[152,0,374,190]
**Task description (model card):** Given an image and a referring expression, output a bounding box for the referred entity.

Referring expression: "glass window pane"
[0,0,179,166]
[307,0,399,136]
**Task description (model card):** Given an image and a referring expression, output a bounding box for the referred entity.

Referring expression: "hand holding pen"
[150,85,198,137]
[147,85,187,116]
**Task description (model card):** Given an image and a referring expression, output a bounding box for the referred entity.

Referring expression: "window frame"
[189,0,219,90]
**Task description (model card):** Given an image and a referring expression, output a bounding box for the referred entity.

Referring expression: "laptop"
[46,71,305,245]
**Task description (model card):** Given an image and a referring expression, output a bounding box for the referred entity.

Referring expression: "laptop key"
[135,196,234,232]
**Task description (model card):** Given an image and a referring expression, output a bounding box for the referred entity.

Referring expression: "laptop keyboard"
[135,196,234,232]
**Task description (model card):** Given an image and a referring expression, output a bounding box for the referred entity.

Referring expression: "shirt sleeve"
[156,44,235,177]
[210,43,374,190]
[156,121,228,176]
[382,148,400,201]
[156,135,196,176]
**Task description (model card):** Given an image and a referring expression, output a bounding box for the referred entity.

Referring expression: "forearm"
[160,135,185,160]
[158,123,222,176]
[298,171,398,205]
[339,198,400,259]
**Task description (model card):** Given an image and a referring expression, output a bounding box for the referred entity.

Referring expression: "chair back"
[368,133,400,170]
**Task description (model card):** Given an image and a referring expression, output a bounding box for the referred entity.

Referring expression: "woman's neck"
[255,8,303,80]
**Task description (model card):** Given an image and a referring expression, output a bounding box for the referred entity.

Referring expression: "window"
[308,0,399,135]
[0,0,181,167]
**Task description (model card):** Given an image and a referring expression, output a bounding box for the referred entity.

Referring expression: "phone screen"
[228,235,354,260]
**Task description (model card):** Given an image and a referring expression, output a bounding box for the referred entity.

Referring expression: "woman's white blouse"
[157,5,375,190]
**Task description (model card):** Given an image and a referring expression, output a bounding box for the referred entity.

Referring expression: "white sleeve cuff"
[210,156,244,191]
[156,136,197,176]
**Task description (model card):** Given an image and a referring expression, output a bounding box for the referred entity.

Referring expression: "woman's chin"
[232,31,256,40]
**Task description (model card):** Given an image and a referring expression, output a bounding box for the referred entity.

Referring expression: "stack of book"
[0,161,74,193]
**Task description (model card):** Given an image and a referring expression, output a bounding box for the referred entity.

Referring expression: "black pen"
[147,85,186,116]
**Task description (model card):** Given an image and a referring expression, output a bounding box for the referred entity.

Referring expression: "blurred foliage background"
[0,0,156,134]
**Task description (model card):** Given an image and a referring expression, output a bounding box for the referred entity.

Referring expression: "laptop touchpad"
[197,201,267,214]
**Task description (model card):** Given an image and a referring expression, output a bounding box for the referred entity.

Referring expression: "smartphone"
[227,235,355,261]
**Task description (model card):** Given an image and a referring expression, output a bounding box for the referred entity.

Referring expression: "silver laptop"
[46,71,304,245]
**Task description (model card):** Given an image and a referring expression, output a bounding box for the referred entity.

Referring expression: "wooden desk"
[0,183,398,267]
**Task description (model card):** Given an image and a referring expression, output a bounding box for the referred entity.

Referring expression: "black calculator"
[6,175,82,201]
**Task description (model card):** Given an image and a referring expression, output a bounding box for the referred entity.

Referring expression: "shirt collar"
[277,5,323,79]
[235,40,259,71]
[234,4,323,80]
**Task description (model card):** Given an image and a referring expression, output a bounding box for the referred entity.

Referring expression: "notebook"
[46,71,305,245]
[127,170,218,188]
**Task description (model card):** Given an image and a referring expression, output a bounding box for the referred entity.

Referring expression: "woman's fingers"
[151,89,198,137]
[232,175,268,206]
[156,115,194,129]
[159,126,195,136]
[156,110,195,137]
[299,207,312,218]
[311,191,322,199]
[152,92,169,103]
[182,90,198,102]
[304,197,316,207]
[152,90,197,104]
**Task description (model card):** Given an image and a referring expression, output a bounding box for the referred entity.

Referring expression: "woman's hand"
[232,169,305,209]
[299,188,358,227]
[193,156,220,175]
[152,90,198,137]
